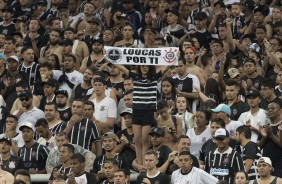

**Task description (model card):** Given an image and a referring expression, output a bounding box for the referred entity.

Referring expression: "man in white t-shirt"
[238,90,270,142]
[171,151,218,184]
[91,77,117,130]
[13,90,45,133]
[211,104,243,139]
[52,54,83,97]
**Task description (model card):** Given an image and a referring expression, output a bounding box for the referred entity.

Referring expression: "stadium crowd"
[1,0,282,183]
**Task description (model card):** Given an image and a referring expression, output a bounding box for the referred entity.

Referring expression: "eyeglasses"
[19,97,30,102]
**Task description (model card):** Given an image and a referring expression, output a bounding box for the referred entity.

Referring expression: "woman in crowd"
[234,171,249,184]
[175,96,193,133]
[159,77,177,114]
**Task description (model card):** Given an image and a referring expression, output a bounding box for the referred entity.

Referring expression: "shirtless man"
[0,159,14,183]
[156,100,182,150]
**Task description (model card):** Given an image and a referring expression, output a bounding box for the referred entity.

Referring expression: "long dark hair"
[204,78,221,104]
[136,65,156,80]
[161,77,177,100]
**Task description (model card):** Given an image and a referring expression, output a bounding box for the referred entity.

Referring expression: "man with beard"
[44,102,66,134]
[63,27,89,68]
[55,89,72,122]
[69,67,94,104]
[18,122,49,174]
[53,54,83,97]
[80,37,105,73]
[63,100,101,153]
[13,90,45,133]
[39,29,62,66]
[35,118,56,150]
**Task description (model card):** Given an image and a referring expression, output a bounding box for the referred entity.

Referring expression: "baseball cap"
[55,89,69,97]
[103,132,120,143]
[246,90,260,98]
[0,137,12,145]
[41,78,58,88]
[7,55,19,63]
[92,37,104,45]
[88,16,101,25]
[211,104,231,116]
[0,53,7,60]
[166,9,179,17]
[214,128,229,139]
[257,157,273,167]
[93,77,107,85]
[228,68,240,79]
[149,127,165,137]
[64,27,76,34]
[253,5,270,17]
[60,39,73,46]
[19,122,35,132]
[2,6,14,13]
[120,108,132,116]
[18,90,33,99]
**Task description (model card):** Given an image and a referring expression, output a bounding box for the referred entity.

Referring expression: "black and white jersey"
[18,142,49,171]
[1,155,24,174]
[205,147,244,184]
[49,121,67,134]
[136,171,170,184]
[67,118,100,150]
[49,164,71,181]
[0,106,9,134]
[18,62,40,86]
[0,21,16,36]
[58,107,72,122]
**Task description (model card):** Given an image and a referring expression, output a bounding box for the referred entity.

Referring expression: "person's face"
[184,48,196,63]
[177,138,191,152]
[43,85,55,96]
[225,85,238,100]
[114,171,127,184]
[218,26,227,40]
[122,26,134,39]
[6,117,17,131]
[243,62,256,75]
[255,28,266,41]
[149,0,158,8]
[150,134,163,147]
[64,31,75,41]
[71,101,84,116]
[212,43,223,55]
[248,52,259,63]
[177,60,186,75]
[231,5,241,16]
[277,72,282,84]
[253,12,264,23]
[191,38,200,49]
[70,159,84,175]
[88,22,99,31]
[123,79,133,91]
[29,20,39,32]
[176,96,187,111]
[103,30,114,42]
[55,135,68,148]
[145,13,153,24]
[44,104,57,121]
[56,94,68,107]
[51,20,61,30]
[211,72,218,81]
[102,138,116,152]
[194,19,205,29]
[23,49,34,62]
[109,65,120,76]
[144,31,156,42]
[144,154,158,170]
[122,1,134,11]
[215,137,229,150]
[260,86,273,99]
[21,127,34,142]
[267,103,281,119]
[0,0,6,10]
[103,162,116,178]
[0,141,11,153]
[2,11,12,20]
[48,55,57,69]
[159,0,169,10]
[49,31,60,45]
[235,172,248,184]
[162,80,172,95]
[182,41,192,52]
[36,125,47,138]
[123,114,132,128]
[157,107,169,120]
[246,96,261,108]
[195,111,207,127]
[19,96,32,108]
[92,42,103,54]
[123,93,133,108]
[4,40,15,53]
[140,65,149,75]
[39,67,52,78]
[15,175,31,184]
[84,3,95,15]
[84,104,94,119]
[270,39,281,52]
[272,8,282,19]
[62,45,72,55]
[215,112,227,120]
[63,57,75,70]
[167,12,178,24]
[210,122,222,137]
[93,82,106,95]
[0,34,5,46]
[59,146,73,163]
[179,154,193,172]
[257,162,272,177]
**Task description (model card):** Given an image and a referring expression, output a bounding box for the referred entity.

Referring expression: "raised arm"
[115,64,129,76]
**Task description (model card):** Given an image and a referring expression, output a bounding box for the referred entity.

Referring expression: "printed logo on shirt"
[210,168,229,176]
[223,155,230,165]
[202,137,207,142]
[70,77,76,82]
[80,126,85,131]
[100,106,105,111]
[8,161,15,169]
[177,83,183,91]
[233,109,238,115]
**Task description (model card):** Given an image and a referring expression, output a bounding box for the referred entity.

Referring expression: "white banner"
[104,46,179,66]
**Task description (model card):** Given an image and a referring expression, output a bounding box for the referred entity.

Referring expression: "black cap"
[55,89,68,97]
[19,90,33,99]
[165,9,179,17]
[88,17,101,25]
[246,90,260,98]
[253,5,270,17]
[58,2,68,10]
[243,58,256,65]
[93,77,107,85]
[64,27,76,33]
[41,79,58,88]
[2,6,14,13]
[149,127,165,137]
[194,12,208,20]
[0,137,12,145]
[92,37,104,45]
[38,0,47,6]
[61,39,73,46]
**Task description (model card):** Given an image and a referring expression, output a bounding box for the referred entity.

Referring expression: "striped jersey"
[18,142,49,171]
[67,118,100,150]
[49,121,67,134]
[241,141,261,180]
[205,147,244,184]
[18,62,40,86]
[129,72,161,110]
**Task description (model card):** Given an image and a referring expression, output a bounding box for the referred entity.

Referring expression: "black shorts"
[132,109,155,126]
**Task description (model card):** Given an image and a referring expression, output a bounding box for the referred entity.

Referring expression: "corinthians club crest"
[106,48,122,63]
[163,48,177,63]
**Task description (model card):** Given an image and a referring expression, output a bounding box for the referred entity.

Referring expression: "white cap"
[120,108,132,116]
[19,122,35,132]
[7,55,20,63]
[214,128,229,139]
[257,157,272,166]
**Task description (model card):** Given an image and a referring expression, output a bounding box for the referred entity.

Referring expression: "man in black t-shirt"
[260,78,282,110]
[0,6,16,36]
[55,89,72,122]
